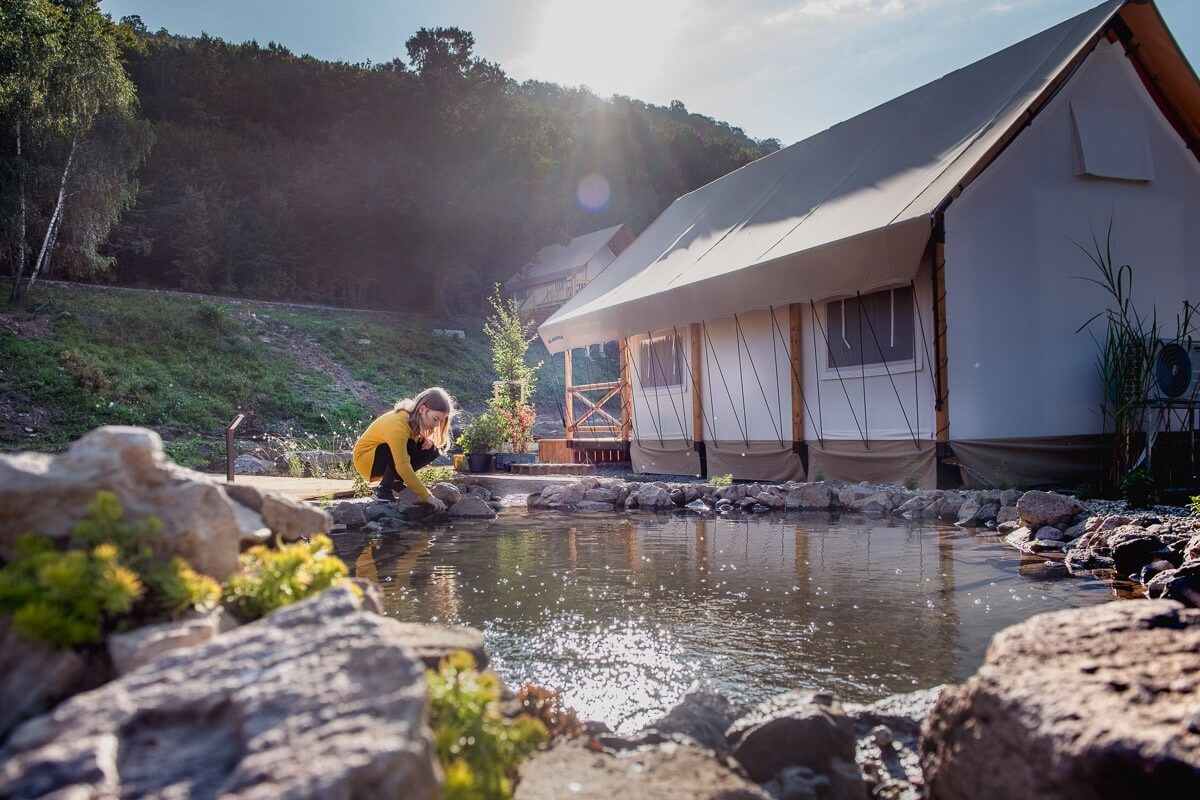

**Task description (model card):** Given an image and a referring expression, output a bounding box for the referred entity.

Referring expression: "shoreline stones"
[920,600,1200,800]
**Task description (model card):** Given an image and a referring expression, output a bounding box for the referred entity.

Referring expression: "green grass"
[1,283,494,456]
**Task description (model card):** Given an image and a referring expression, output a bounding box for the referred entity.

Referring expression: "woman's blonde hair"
[394,387,457,450]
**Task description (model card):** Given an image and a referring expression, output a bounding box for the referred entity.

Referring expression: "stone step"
[510,462,593,476]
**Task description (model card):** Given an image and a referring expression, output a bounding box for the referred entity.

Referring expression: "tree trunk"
[9,120,27,303]
[25,134,77,297]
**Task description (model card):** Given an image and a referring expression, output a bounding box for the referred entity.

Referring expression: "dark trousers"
[371,440,440,491]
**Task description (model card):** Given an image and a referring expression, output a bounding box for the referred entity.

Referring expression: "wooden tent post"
[934,240,950,442]
[564,348,574,442]
[618,339,633,441]
[789,304,804,444]
[690,323,703,444]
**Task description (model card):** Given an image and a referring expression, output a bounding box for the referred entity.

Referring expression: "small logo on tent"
[548,335,564,343]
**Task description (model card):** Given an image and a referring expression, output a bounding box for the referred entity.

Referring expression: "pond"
[332,511,1121,733]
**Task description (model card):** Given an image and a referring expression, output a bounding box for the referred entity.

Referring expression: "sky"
[97,0,1200,144]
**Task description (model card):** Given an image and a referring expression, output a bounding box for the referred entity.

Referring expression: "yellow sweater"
[352,411,431,499]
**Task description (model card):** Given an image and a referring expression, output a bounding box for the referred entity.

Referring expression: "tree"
[5,0,142,301]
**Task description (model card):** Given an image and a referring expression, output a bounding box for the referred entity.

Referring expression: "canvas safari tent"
[538,0,1200,488]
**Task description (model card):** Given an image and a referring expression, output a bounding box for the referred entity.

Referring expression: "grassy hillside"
[0,282,493,467]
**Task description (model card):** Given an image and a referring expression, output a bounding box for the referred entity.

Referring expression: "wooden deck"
[537,438,629,466]
[509,462,593,476]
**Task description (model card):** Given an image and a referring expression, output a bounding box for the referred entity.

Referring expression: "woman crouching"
[352,387,458,508]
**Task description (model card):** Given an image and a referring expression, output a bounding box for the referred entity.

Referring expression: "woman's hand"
[425,495,446,512]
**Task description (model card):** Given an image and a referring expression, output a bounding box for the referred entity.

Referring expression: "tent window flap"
[825,286,915,369]
[1070,100,1155,182]
[639,333,683,389]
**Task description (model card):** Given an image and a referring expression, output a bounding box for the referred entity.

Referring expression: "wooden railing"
[564,343,631,441]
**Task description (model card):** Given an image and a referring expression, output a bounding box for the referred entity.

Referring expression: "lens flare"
[576,173,611,211]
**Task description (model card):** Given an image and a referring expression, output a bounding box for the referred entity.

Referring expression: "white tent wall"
[944,39,1200,486]
[799,257,939,488]
[628,329,701,477]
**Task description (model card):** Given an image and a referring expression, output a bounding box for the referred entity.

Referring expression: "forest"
[1,1,780,314]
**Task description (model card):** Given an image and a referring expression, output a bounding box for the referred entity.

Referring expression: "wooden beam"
[789,304,804,444]
[934,241,950,443]
[564,348,574,442]
[619,339,633,442]
[690,323,703,443]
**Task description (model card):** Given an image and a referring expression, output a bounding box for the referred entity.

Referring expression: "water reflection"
[332,512,1114,733]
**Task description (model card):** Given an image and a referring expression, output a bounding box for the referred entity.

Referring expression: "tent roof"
[540,0,1199,353]
[505,224,628,288]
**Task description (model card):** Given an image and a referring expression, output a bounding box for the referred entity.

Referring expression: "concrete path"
[207,474,356,501]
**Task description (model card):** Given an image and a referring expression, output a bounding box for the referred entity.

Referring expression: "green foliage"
[484,285,542,416]
[418,465,456,484]
[0,535,141,647]
[59,347,109,394]
[1188,495,1200,515]
[902,473,919,491]
[223,534,349,621]
[710,473,733,487]
[1119,467,1159,510]
[195,299,232,331]
[1075,223,1197,491]
[0,491,219,648]
[352,473,374,498]
[456,412,504,454]
[428,651,547,800]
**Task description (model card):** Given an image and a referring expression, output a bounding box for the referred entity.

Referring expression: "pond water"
[332,511,1121,733]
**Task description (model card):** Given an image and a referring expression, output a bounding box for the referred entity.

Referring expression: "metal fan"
[1155,343,1193,398]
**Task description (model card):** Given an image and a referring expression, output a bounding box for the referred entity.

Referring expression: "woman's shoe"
[374,485,395,502]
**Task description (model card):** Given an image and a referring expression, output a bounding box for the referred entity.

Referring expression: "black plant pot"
[466,453,494,473]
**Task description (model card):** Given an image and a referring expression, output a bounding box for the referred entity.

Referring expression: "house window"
[825,286,915,369]
[639,333,683,389]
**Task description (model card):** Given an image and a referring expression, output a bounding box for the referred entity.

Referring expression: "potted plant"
[495,403,538,471]
[456,412,502,473]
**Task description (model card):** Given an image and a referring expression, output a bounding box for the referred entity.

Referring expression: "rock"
[637,484,674,510]
[954,498,981,526]
[584,488,618,503]
[106,614,222,676]
[920,600,1200,799]
[851,492,894,516]
[1112,533,1172,577]
[895,495,932,518]
[223,482,331,543]
[429,482,462,506]
[727,691,865,796]
[448,496,497,519]
[790,483,835,511]
[538,483,585,509]
[871,725,894,748]
[514,738,770,800]
[0,586,439,799]
[1146,561,1200,607]
[995,505,1019,525]
[956,499,998,528]
[999,489,1022,507]
[330,501,368,528]
[233,453,274,476]
[1033,526,1064,542]
[845,686,945,800]
[937,492,965,521]
[686,499,711,513]
[0,616,90,742]
[756,492,785,510]
[387,621,488,669]
[0,426,271,580]
[576,500,617,512]
[762,765,837,800]
[579,476,600,490]
[646,684,744,753]
[1016,491,1084,530]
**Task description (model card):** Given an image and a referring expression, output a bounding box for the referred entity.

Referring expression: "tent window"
[639,333,683,389]
[1070,100,1154,182]
[826,286,914,369]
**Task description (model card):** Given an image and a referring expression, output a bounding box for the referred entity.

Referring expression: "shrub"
[1188,495,1200,515]
[223,534,349,621]
[0,491,221,647]
[195,299,232,331]
[428,652,547,800]
[457,412,504,454]
[517,684,580,739]
[418,465,456,485]
[710,473,733,487]
[1119,467,1158,509]
[352,473,374,498]
[496,403,537,452]
[902,474,919,491]
[59,348,109,394]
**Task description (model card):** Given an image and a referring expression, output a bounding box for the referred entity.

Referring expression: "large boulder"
[514,738,769,800]
[105,614,223,677]
[0,427,274,579]
[233,453,274,476]
[429,482,463,506]
[222,482,331,542]
[1015,491,1084,530]
[920,600,1200,799]
[0,616,91,743]
[448,496,497,519]
[845,686,945,800]
[637,484,674,511]
[330,501,369,528]
[0,586,440,800]
[727,690,867,797]
[386,621,488,669]
[787,483,836,511]
[645,684,744,754]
